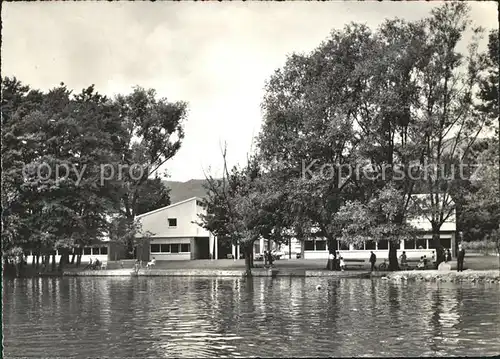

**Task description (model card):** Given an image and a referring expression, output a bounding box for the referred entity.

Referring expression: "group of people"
[327,244,466,272]
[87,257,102,270]
[327,251,347,271]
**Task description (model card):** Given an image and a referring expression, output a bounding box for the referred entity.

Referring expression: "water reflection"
[3,277,500,358]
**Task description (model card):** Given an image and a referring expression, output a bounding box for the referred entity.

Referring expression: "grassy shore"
[58,254,500,280]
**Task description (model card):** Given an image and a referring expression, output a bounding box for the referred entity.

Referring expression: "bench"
[344,259,366,269]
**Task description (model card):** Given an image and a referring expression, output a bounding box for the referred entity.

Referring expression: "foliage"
[337,185,418,247]
[1,78,186,265]
[199,149,288,274]
[257,2,492,271]
[461,238,499,255]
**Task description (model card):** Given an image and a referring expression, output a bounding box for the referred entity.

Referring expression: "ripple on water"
[3,277,500,357]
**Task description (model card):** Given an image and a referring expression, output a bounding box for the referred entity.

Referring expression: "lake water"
[3,277,500,358]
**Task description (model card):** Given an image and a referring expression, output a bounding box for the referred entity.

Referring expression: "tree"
[1,79,186,273]
[409,3,492,263]
[199,147,288,276]
[460,138,499,260]
[112,87,187,258]
[477,29,499,121]
[258,24,373,269]
[1,81,125,270]
[348,17,430,270]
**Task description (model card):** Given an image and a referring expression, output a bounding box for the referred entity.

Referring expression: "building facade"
[301,194,457,260]
[135,197,222,261]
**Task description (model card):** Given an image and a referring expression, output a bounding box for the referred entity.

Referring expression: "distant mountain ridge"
[162,179,211,204]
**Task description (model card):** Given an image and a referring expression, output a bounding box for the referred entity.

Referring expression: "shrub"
[461,239,498,255]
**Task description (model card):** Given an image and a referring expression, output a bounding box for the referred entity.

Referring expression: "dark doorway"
[195,237,210,259]
[217,238,232,259]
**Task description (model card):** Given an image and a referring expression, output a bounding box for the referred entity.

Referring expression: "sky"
[2,2,498,182]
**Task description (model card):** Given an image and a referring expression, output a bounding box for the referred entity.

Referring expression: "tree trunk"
[388,240,400,271]
[51,254,56,272]
[32,254,36,268]
[70,252,76,265]
[15,258,20,278]
[326,237,339,271]
[431,225,444,268]
[35,254,40,269]
[76,247,82,267]
[43,255,50,272]
[58,249,69,272]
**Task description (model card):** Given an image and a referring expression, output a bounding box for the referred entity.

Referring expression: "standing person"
[336,250,341,270]
[399,251,408,270]
[369,251,377,272]
[327,252,334,271]
[457,244,466,272]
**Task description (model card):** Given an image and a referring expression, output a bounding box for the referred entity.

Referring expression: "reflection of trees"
[429,289,443,354]
[370,279,377,310]
[388,283,401,322]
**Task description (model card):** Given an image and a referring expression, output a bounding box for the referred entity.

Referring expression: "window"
[404,239,416,250]
[441,238,451,249]
[181,243,191,252]
[100,246,108,255]
[353,242,364,250]
[416,238,427,249]
[151,244,160,253]
[315,240,327,251]
[84,247,92,255]
[160,244,170,253]
[428,240,440,249]
[196,200,205,207]
[171,244,180,253]
[338,241,349,251]
[304,240,315,251]
[92,247,100,255]
[378,240,388,250]
[168,218,177,227]
[365,240,376,250]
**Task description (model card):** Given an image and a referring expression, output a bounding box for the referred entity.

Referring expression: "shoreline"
[53,268,500,282]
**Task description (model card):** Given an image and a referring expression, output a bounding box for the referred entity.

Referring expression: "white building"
[136,197,247,261]
[301,193,457,260]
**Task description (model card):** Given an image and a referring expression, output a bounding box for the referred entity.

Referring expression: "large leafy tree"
[1,78,186,271]
[458,29,500,256]
[2,80,124,270]
[111,87,187,258]
[409,3,492,262]
[258,2,491,271]
[258,24,373,269]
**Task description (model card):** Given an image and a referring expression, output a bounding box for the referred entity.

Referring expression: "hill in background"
[163,179,211,204]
